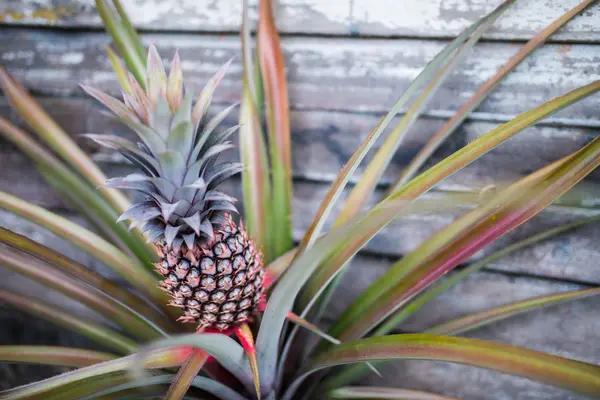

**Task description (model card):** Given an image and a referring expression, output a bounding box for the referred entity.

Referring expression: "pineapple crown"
[82,45,243,250]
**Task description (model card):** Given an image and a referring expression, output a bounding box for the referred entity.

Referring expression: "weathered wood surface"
[4,97,600,191]
[3,139,600,287]
[2,97,600,285]
[1,29,600,127]
[1,0,599,43]
[1,2,600,397]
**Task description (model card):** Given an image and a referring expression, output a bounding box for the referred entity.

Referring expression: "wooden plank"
[2,146,600,286]
[321,253,599,400]
[1,29,599,126]
[2,96,600,284]
[3,97,600,194]
[1,0,599,42]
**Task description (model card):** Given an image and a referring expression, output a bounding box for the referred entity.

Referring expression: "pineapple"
[83,45,264,332]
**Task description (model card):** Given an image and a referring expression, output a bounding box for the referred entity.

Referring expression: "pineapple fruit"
[83,45,264,332]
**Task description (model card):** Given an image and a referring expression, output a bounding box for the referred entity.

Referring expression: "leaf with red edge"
[0,246,161,342]
[240,0,272,263]
[0,346,116,368]
[329,133,600,342]
[0,290,138,355]
[426,287,600,336]
[301,335,600,400]
[132,333,255,396]
[164,347,210,400]
[235,323,261,399]
[0,349,187,399]
[0,65,131,215]
[258,0,293,259]
[301,80,600,321]
[328,386,461,400]
[389,0,598,192]
[0,191,164,307]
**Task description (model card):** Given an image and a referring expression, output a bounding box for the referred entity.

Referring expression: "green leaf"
[0,246,162,341]
[133,333,255,395]
[164,349,209,400]
[331,1,514,227]
[258,0,294,259]
[95,0,146,87]
[426,287,600,336]
[339,0,514,222]
[330,213,600,388]
[297,335,600,399]
[299,0,522,311]
[328,386,461,400]
[0,227,171,333]
[240,0,272,262]
[106,45,134,95]
[0,191,166,307]
[0,290,139,355]
[330,133,600,342]
[110,0,146,62]
[0,346,116,368]
[0,117,155,265]
[0,66,131,215]
[376,213,600,335]
[256,199,417,392]
[306,80,600,333]
[79,374,247,400]
[388,0,597,192]
[0,349,188,399]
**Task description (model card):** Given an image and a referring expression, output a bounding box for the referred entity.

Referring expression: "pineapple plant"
[0,0,600,399]
[82,47,265,333]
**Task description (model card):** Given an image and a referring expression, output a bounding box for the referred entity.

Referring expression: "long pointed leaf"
[0,191,164,306]
[0,66,131,215]
[95,0,146,87]
[331,213,600,387]
[0,290,139,354]
[258,0,293,259]
[110,0,146,61]
[133,333,255,395]
[240,0,272,262]
[330,134,600,341]
[256,199,416,391]
[164,348,210,400]
[0,227,170,332]
[329,386,461,400]
[303,81,600,319]
[301,335,600,399]
[79,374,247,400]
[0,346,116,368]
[426,287,600,336]
[338,0,514,223]
[0,349,188,399]
[390,0,598,192]
[0,247,161,341]
[376,213,600,335]
[0,117,156,265]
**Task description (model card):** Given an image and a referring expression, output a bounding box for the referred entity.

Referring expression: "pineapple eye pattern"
[84,45,264,332]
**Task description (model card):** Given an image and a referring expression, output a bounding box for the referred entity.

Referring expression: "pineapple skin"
[156,214,264,332]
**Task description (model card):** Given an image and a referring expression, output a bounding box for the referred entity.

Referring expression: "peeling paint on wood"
[0,0,599,42]
[1,29,599,126]
[2,144,600,286]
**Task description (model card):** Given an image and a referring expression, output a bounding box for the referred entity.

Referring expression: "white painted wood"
[1,29,599,126]
[1,0,599,42]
